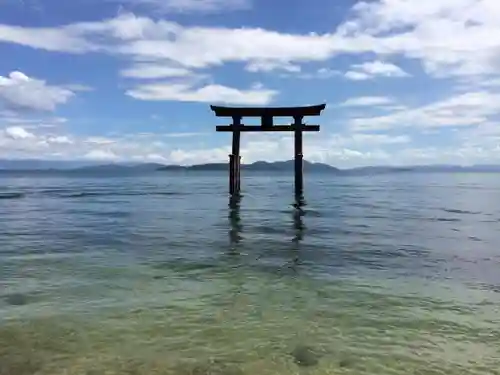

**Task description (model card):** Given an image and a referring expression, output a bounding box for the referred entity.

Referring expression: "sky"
[1,0,500,167]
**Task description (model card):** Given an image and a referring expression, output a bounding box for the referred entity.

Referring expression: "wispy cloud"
[349,91,500,131]
[120,63,194,79]
[107,0,250,14]
[126,80,277,105]
[2,0,500,83]
[339,96,394,107]
[345,61,410,81]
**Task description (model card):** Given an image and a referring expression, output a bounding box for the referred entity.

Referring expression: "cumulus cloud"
[4,126,35,140]
[0,71,74,112]
[340,0,500,78]
[1,124,500,167]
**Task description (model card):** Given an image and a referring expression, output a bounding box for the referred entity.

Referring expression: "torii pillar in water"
[211,104,326,197]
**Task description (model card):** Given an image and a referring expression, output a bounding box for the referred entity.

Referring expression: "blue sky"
[1,0,499,166]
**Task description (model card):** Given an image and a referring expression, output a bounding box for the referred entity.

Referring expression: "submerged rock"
[339,358,352,368]
[4,293,29,306]
[181,359,244,375]
[290,345,320,367]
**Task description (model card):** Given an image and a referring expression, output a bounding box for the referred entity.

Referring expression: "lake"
[1,172,499,375]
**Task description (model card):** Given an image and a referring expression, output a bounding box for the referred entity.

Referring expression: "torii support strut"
[211,104,326,197]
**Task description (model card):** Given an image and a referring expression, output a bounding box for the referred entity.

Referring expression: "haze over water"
[1,172,499,375]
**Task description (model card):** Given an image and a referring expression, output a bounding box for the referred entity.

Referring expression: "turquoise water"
[1,172,499,374]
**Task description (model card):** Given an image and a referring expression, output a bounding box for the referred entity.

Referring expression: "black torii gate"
[211,104,326,197]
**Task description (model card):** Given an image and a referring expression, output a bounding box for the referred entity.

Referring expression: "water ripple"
[0,172,499,375]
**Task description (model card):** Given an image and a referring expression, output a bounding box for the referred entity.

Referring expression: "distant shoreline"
[1,159,500,175]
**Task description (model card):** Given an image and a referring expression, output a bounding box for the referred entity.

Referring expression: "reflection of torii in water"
[226,193,306,274]
[228,194,243,252]
[292,194,306,243]
[289,194,306,273]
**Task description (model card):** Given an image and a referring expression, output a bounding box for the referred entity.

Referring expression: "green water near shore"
[2,263,499,375]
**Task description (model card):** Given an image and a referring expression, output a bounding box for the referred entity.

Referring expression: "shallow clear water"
[1,172,499,375]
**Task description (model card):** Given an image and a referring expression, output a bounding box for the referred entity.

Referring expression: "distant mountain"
[158,163,227,171]
[246,160,339,172]
[0,161,165,175]
[472,165,500,172]
[1,159,500,175]
[158,160,340,172]
[159,161,500,174]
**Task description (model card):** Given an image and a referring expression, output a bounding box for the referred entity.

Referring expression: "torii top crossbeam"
[210,104,326,118]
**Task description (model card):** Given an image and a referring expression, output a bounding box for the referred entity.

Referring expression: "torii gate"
[211,104,326,197]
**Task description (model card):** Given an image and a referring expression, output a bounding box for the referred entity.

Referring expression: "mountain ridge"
[1,159,500,174]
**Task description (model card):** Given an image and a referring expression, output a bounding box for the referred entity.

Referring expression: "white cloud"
[275,67,340,80]
[349,90,500,131]
[340,0,500,79]
[86,137,116,145]
[345,60,409,80]
[359,61,408,76]
[1,123,500,167]
[340,96,394,107]
[480,78,500,87]
[0,13,336,68]
[314,68,340,79]
[332,133,410,146]
[1,1,500,84]
[352,61,409,78]
[0,14,339,103]
[84,149,118,160]
[4,126,35,140]
[344,71,370,81]
[169,146,230,164]
[0,109,68,131]
[0,71,74,112]
[120,63,194,79]
[0,23,98,53]
[126,80,277,105]
[245,61,301,73]
[113,20,336,70]
[47,135,73,144]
